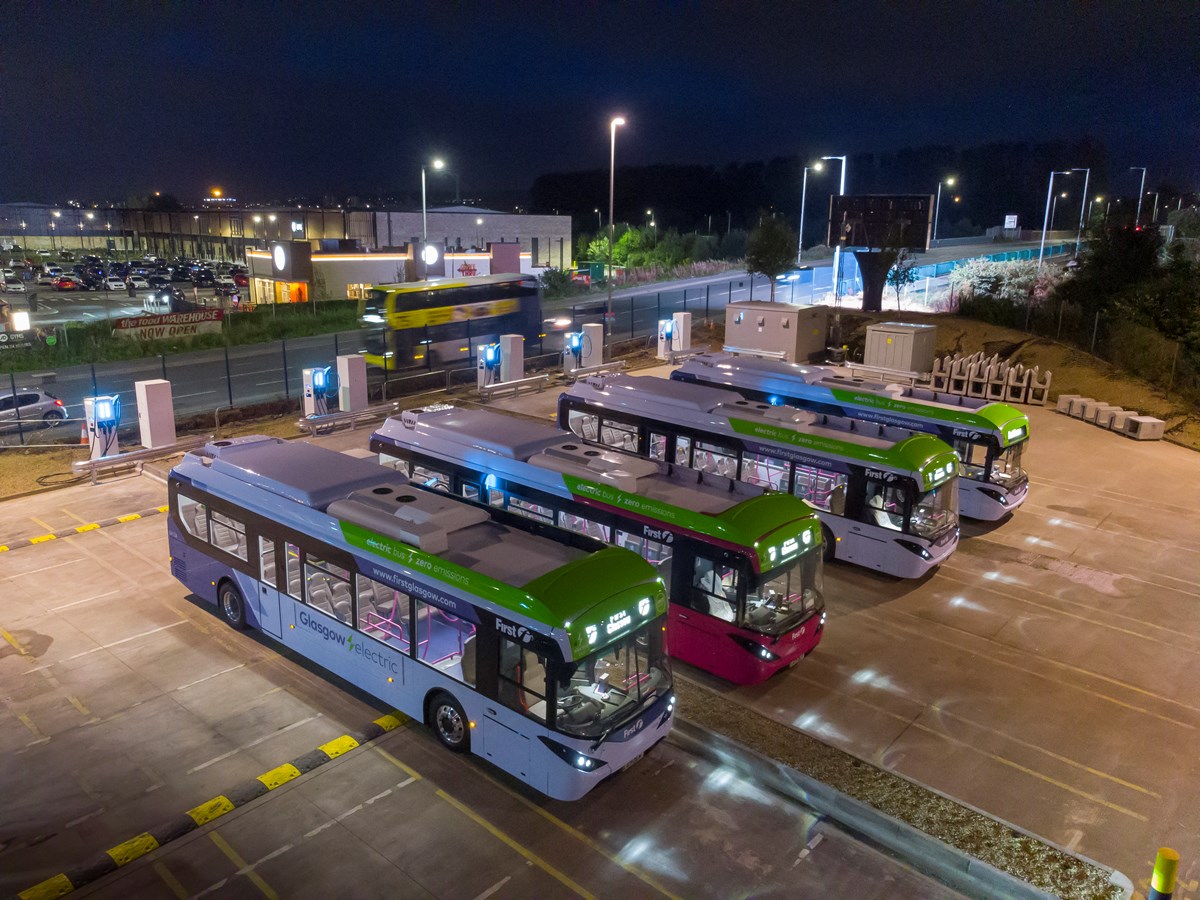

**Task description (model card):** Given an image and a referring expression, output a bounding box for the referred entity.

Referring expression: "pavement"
[0,464,957,899]
[483,363,1200,888]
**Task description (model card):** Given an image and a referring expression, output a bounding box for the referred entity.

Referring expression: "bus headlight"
[539,736,609,772]
[728,634,779,661]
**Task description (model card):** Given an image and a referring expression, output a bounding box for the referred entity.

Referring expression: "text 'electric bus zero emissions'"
[559,375,961,579]
[672,352,1029,520]
[370,405,826,685]
[359,273,548,371]
[167,436,674,800]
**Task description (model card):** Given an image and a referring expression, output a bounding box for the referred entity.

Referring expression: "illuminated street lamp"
[798,161,823,262]
[1130,166,1147,225]
[933,177,956,245]
[821,155,847,304]
[1038,171,1071,268]
[1087,195,1103,224]
[1146,191,1160,224]
[421,158,445,241]
[1051,191,1068,230]
[606,115,626,355]
[1070,168,1090,257]
[594,208,601,230]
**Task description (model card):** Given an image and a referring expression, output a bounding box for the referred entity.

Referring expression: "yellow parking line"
[153,861,188,899]
[436,789,595,900]
[373,746,423,781]
[66,695,92,717]
[1,626,29,657]
[209,832,279,900]
[17,713,46,741]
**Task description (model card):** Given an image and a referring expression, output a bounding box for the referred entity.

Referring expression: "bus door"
[253,535,284,639]
[667,543,747,670]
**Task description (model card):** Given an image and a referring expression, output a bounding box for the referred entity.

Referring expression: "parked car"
[168,267,192,282]
[42,264,63,276]
[214,274,236,288]
[53,275,81,291]
[0,388,67,431]
[147,275,171,291]
[233,272,249,287]
[2,277,26,293]
[1,268,15,279]
[35,271,57,285]
[191,269,216,287]
[104,277,126,291]
[127,275,150,290]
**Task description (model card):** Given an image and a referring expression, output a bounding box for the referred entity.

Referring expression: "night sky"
[5,2,1198,203]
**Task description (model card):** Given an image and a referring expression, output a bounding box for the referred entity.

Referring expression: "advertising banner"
[113,309,224,340]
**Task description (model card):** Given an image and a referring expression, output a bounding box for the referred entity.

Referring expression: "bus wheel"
[429,692,470,753]
[218,580,248,630]
[821,525,836,563]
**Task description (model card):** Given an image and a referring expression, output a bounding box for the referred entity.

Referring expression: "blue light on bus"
[767,395,783,406]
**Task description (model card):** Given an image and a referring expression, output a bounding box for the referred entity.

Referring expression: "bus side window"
[413,465,449,492]
[695,441,738,478]
[742,451,789,491]
[497,637,548,721]
[558,511,611,542]
[953,440,988,478]
[305,555,353,624]
[568,410,599,442]
[649,432,667,461]
[177,495,209,542]
[600,419,638,452]
[356,575,411,653]
[794,465,847,512]
[690,557,737,622]
[675,435,692,467]
[461,483,480,501]
[413,599,476,686]
[509,495,554,524]
[864,483,906,531]
[285,542,302,599]
[209,510,247,561]
[258,537,276,587]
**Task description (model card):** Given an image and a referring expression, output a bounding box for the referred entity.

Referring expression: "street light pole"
[1130,166,1147,225]
[798,161,823,262]
[1148,191,1160,224]
[421,158,444,242]
[1071,168,1090,257]
[933,176,956,245]
[821,155,847,304]
[606,116,625,358]
[1039,171,1070,268]
[1051,192,1066,230]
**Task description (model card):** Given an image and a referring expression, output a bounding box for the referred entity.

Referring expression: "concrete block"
[1027,368,1051,406]
[1108,409,1135,431]
[1124,415,1164,440]
[1080,399,1105,420]
[1068,397,1094,418]
[1094,407,1122,428]
[1055,394,1081,414]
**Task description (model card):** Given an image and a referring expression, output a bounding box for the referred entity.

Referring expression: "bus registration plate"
[622,751,645,772]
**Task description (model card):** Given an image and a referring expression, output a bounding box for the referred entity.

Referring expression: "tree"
[744,217,797,301]
[586,235,610,262]
[886,249,919,309]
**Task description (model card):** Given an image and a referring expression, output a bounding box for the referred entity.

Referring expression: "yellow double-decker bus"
[359,273,544,370]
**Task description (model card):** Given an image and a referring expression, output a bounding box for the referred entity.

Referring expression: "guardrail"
[563,360,627,383]
[476,373,551,401]
[723,345,787,360]
[70,435,211,484]
[295,400,402,436]
[842,362,929,386]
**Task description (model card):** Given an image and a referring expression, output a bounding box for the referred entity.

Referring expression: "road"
[0,471,958,899]
[489,366,1200,885]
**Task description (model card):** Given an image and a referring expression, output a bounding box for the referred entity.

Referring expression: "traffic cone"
[80,421,88,445]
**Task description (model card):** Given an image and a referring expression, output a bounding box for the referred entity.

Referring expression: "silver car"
[0,388,68,431]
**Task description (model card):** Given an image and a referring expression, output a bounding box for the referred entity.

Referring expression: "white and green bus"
[559,375,961,579]
[370,405,825,686]
[673,352,1029,520]
[167,436,673,800]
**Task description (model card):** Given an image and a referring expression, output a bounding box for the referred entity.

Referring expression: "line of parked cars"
[2,254,249,293]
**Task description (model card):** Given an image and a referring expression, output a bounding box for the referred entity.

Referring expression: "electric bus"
[559,375,961,579]
[370,405,826,685]
[359,273,543,370]
[672,352,1029,520]
[167,436,673,800]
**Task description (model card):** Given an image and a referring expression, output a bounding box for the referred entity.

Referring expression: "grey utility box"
[724,301,830,363]
[864,322,937,374]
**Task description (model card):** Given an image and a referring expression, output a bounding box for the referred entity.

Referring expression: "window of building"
[209,510,247,560]
[177,495,208,542]
[357,575,411,653]
[497,636,547,721]
[258,536,276,587]
[413,599,476,685]
[305,554,352,624]
[346,283,374,301]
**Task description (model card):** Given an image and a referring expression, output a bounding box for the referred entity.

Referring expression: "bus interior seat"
[307,581,335,614]
[460,635,476,684]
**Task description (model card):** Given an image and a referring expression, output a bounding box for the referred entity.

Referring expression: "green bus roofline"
[828,388,1030,447]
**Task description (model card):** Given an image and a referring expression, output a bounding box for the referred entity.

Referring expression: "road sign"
[1004,215,1019,229]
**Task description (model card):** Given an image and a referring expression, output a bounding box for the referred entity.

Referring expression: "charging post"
[84,395,121,460]
[302,366,331,417]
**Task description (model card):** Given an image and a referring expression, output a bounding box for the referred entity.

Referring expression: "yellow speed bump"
[17,872,74,900]
[107,831,160,867]
[374,711,408,732]
[187,795,235,827]
[256,762,301,791]
[319,735,360,759]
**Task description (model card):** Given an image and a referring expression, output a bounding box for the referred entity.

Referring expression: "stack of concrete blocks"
[1054,393,1166,440]
[928,352,1050,406]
